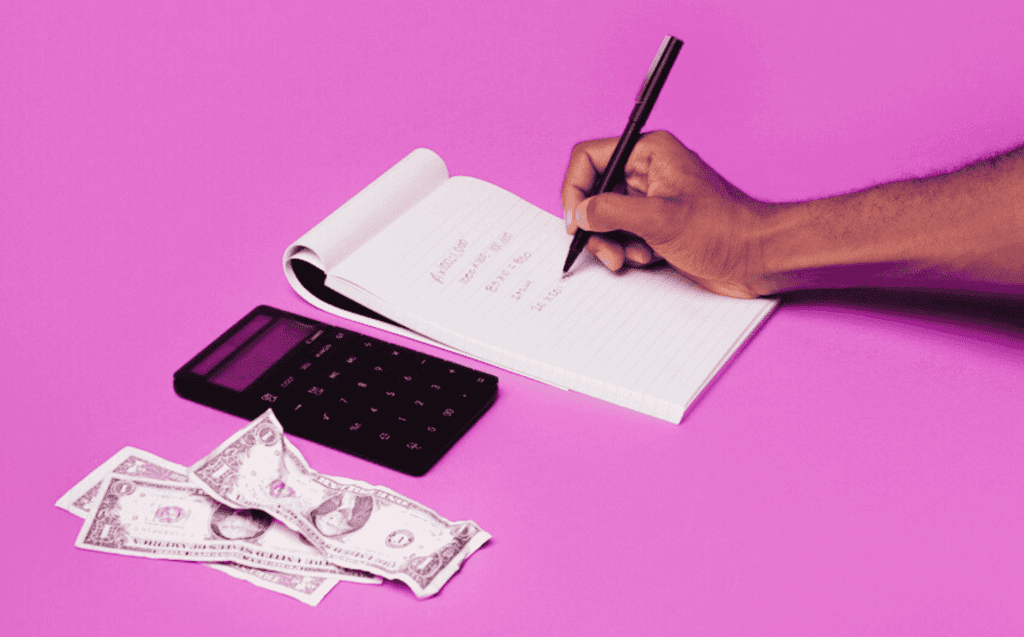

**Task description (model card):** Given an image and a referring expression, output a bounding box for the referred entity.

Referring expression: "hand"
[561,131,774,298]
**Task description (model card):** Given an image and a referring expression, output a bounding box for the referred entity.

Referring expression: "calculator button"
[367,428,398,452]
[326,420,376,455]
[355,339,380,353]
[364,404,387,421]
[336,353,370,372]
[312,342,334,359]
[351,379,372,393]
[323,368,344,382]
[281,393,324,418]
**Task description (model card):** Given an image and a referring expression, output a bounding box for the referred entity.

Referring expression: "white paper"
[285,150,777,422]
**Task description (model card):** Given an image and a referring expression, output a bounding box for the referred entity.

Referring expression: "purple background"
[3,1,1023,634]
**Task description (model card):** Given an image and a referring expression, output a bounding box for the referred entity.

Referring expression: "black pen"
[562,35,683,274]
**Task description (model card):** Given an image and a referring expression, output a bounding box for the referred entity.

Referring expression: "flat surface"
[3,1,1023,634]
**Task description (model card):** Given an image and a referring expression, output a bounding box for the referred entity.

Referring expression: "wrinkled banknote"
[207,562,339,606]
[56,447,191,517]
[76,474,378,581]
[190,410,490,598]
[57,446,379,605]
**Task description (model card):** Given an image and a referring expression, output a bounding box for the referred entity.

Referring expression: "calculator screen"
[207,318,315,391]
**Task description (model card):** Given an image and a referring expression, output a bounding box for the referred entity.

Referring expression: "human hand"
[561,131,774,298]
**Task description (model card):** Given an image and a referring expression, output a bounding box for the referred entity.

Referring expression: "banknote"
[75,474,381,582]
[56,446,191,518]
[58,446,380,604]
[190,410,491,598]
[206,563,341,606]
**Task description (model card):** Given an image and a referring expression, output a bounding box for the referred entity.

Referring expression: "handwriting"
[430,239,469,284]
[485,252,532,293]
[530,284,564,312]
[488,232,513,252]
[510,280,532,301]
[457,232,515,285]
[458,251,491,285]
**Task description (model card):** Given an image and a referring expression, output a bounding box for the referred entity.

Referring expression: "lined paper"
[322,167,777,423]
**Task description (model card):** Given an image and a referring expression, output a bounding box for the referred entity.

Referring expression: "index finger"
[561,137,620,222]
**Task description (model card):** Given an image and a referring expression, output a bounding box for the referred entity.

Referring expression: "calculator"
[173,306,499,476]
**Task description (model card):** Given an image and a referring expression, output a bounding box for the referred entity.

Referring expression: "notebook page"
[282,149,451,342]
[328,176,776,422]
[285,148,449,274]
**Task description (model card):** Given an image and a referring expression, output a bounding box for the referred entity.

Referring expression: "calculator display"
[191,314,273,376]
[208,318,314,391]
[174,306,499,476]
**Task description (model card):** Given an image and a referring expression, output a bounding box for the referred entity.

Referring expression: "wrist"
[756,199,870,294]
[756,193,936,294]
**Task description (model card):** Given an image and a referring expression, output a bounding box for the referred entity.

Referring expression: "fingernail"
[597,252,614,269]
[575,203,588,229]
[564,208,573,227]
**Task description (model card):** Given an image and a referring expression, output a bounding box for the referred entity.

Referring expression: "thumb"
[575,192,674,241]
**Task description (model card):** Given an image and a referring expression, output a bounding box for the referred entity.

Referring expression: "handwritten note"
[327,173,776,422]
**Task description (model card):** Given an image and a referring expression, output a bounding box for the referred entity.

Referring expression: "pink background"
[3,1,1023,634]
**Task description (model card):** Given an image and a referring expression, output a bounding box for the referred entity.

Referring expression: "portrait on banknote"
[210,505,274,540]
[310,492,374,537]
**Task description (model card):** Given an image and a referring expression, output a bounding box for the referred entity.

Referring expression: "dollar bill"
[76,474,379,581]
[206,563,339,606]
[56,447,191,518]
[190,410,491,598]
[58,446,379,605]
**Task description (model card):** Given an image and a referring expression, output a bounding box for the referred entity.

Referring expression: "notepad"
[284,149,776,422]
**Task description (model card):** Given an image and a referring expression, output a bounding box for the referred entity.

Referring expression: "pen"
[562,35,683,274]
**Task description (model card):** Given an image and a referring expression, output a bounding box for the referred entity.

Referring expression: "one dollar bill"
[58,446,379,605]
[75,474,377,581]
[190,410,491,598]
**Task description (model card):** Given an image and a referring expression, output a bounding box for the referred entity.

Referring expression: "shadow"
[682,288,1024,424]
[777,287,1024,346]
[290,259,401,327]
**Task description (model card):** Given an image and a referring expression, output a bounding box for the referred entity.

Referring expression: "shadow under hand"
[778,287,1024,349]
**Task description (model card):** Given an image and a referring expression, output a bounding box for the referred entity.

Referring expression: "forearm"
[760,146,1024,294]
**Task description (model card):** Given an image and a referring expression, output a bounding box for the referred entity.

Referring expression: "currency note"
[56,447,190,518]
[75,474,378,581]
[190,410,491,598]
[59,446,380,604]
[206,563,340,606]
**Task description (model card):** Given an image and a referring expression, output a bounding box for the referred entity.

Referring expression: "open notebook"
[284,149,776,422]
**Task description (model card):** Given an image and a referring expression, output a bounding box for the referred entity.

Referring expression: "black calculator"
[174,306,498,476]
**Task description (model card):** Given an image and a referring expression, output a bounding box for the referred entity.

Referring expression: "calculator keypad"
[260,327,497,476]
